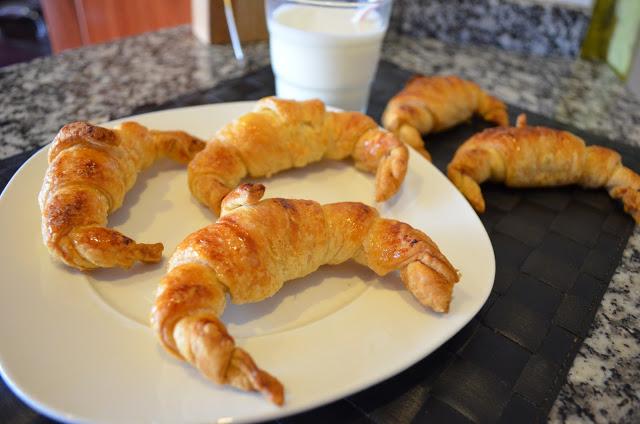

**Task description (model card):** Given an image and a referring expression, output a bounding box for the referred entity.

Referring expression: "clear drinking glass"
[265,0,393,112]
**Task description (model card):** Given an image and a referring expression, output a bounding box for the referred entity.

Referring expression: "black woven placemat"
[0,61,636,423]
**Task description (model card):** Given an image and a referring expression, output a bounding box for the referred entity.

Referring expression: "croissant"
[447,114,640,222]
[151,183,460,405]
[39,121,206,270]
[382,75,509,160]
[188,96,409,214]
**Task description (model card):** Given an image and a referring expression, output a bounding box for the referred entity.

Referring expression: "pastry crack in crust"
[39,121,206,270]
[382,75,509,161]
[447,114,640,223]
[188,97,409,215]
[151,183,460,405]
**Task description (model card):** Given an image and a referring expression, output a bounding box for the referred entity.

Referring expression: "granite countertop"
[0,25,638,422]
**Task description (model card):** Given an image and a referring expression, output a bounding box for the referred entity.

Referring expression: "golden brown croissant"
[382,75,509,160]
[39,121,206,270]
[447,114,640,222]
[151,183,460,405]
[188,96,409,214]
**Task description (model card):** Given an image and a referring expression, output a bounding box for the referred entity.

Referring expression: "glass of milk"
[266,0,393,112]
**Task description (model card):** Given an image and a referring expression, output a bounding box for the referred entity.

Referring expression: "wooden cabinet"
[191,0,267,44]
[41,0,191,53]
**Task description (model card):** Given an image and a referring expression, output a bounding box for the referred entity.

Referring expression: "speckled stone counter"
[0,26,638,422]
[391,0,591,58]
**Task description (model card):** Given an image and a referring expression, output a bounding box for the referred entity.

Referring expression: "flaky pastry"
[447,114,640,222]
[188,96,409,214]
[382,75,509,160]
[152,183,460,405]
[39,121,205,270]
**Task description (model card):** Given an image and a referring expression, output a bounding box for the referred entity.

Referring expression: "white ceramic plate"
[0,102,494,423]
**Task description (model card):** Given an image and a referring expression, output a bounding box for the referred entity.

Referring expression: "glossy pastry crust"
[382,75,509,160]
[447,114,640,222]
[39,121,205,270]
[188,96,409,214]
[152,183,460,405]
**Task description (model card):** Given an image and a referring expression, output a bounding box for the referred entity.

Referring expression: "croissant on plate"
[447,114,640,223]
[39,121,205,270]
[382,75,509,160]
[188,96,409,215]
[151,183,460,405]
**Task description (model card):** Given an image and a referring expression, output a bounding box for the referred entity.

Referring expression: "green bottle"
[582,0,640,80]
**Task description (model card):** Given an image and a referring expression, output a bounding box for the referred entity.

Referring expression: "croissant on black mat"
[447,114,640,223]
[382,75,509,160]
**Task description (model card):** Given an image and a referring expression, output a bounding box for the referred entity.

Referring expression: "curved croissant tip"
[238,182,265,193]
[516,114,528,128]
[228,183,266,200]
[221,183,266,214]
[267,383,285,406]
[375,192,390,203]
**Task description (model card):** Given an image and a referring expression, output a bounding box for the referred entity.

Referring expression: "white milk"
[268,4,387,112]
